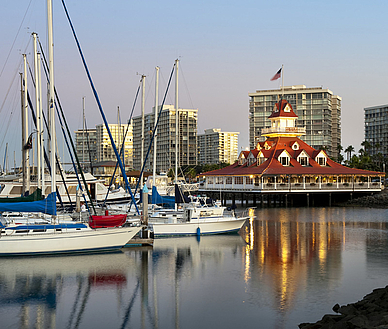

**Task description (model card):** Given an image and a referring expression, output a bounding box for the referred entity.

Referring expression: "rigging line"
[103,80,141,207]
[38,39,92,212]
[61,0,138,214]
[133,62,175,199]
[159,70,174,105]
[0,56,24,115]
[0,85,19,151]
[0,0,34,79]
[179,63,195,110]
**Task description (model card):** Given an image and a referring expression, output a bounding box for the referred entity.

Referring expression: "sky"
[1,0,388,167]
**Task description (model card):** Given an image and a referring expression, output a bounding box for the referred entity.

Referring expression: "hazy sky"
[1,0,387,165]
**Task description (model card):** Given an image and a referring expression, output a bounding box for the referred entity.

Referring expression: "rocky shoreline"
[299,286,388,328]
[340,190,388,208]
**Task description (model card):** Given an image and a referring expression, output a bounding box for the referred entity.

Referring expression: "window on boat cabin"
[10,186,22,195]
[234,176,243,185]
[279,156,290,166]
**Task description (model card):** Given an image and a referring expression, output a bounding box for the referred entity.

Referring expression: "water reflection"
[1,207,388,328]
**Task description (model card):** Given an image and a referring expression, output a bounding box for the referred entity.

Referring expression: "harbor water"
[1,206,388,328]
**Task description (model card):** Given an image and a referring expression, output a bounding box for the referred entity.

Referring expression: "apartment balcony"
[261,126,306,135]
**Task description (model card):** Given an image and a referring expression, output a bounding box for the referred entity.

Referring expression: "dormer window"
[284,104,291,112]
[317,157,327,166]
[299,157,308,166]
[258,157,267,165]
[279,156,289,166]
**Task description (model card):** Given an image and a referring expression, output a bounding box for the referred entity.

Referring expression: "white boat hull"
[150,217,248,236]
[0,226,142,256]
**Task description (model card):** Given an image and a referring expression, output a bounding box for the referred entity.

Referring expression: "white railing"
[201,182,382,192]
[261,127,306,135]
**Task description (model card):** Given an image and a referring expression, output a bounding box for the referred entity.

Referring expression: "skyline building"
[74,128,97,169]
[249,85,341,158]
[198,128,239,164]
[364,104,388,157]
[132,105,198,173]
[95,123,133,168]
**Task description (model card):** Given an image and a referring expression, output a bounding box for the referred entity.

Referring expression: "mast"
[47,0,56,194]
[140,75,145,187]
[37,52,45,194]
[82,97,85,170]
[22,54,30,193]
[33,32,41,189]
[153,66,159,186]
[174,59,179,184]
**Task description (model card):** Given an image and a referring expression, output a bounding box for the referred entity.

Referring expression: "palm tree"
[345,145,355,163]
[336,144,343,163]
[361,140,372,155]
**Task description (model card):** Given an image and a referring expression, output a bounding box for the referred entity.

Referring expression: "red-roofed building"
[199,100,384,200]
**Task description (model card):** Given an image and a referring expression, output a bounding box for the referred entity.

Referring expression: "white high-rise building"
[95,123,133,168]
[249,85,341,157]
[132,105,197,173]
[198,129,239,164]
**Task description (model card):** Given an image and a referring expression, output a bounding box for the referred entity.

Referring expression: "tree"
[361,140,372,155]
[345,145,355,163]
[336,144,343,163]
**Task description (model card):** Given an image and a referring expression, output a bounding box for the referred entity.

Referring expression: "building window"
[317,157,327,166]
[245,176,253,185]
[258,157,267,165]
[279,157,289,166]
[234,176,243,185]
[299,157,308,166]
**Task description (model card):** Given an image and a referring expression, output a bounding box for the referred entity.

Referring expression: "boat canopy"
[0,192,57,215]
[0,188,43,203]
[151,186,175,208]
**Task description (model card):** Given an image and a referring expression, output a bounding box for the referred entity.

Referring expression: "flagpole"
[281,64,284,98]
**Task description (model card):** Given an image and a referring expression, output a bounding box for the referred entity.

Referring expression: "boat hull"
[150,217,248,236]
[0,226,142,256]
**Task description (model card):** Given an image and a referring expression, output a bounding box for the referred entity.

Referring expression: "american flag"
[270,68,282,81]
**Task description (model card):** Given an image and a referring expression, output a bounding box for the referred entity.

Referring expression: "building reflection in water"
[1,207,388,329]
[241,208,345,318]
[240,207,388,322]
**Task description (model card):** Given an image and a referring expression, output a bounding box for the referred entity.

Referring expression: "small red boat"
[89,213,127,228]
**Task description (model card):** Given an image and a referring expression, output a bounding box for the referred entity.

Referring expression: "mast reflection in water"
[1,207,388,328]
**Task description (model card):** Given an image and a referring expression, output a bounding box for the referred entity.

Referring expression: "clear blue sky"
[1,0,387,166]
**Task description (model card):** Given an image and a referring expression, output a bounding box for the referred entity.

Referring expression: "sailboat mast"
[47,0,56,194]
[140,75,145,187]
[153,66,159,186]
[33,33,41,189]
[22,54,30,193]
[37,52,45,194]
[174,59,179,184]
[82,96,85,170]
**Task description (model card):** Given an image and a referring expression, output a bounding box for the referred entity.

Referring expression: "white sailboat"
[0,0,142,256]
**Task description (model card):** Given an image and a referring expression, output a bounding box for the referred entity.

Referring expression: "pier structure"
[199,99,384,207]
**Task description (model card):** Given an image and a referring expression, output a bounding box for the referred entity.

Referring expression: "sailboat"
[0,0,142,256]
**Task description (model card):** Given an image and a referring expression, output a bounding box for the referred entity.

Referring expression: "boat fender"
[196,227,200,236]
[227,207,232,211]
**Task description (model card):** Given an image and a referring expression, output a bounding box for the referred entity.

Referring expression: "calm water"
[1,207,388,329]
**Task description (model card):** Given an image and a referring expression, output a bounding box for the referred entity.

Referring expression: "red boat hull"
[89,214,127,228]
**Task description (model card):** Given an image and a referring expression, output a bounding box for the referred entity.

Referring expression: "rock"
[299,286,388,328]
[332,303,340,313]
